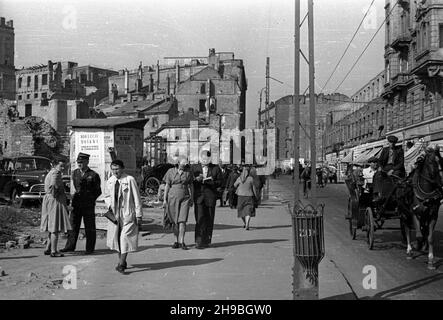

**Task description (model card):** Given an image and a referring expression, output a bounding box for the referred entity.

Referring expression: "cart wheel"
[348,199,357,239]
[144,177,160,198]
[366,207,375,250]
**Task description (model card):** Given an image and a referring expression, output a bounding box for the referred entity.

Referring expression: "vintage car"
[0,155,70,208]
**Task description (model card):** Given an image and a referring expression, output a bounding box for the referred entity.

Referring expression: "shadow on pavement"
[253,225,292,230]
[0,255,39,260]
[128,258,223,273]
[210,238,287,248]
[359,273,443,300]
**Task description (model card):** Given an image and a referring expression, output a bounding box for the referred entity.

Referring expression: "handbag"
[103,207,118,225]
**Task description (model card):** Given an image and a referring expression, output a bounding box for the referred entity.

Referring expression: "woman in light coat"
[41,158,72,257]
[104,159,143,273]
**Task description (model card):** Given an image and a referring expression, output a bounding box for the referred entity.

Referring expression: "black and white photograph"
[1,0,443,304]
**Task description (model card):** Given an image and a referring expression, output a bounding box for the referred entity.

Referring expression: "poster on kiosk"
[69,118,148,230]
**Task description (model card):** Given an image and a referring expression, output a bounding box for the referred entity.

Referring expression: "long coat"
[104,173,143,254]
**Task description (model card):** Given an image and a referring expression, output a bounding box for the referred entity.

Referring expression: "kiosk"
[69,118,149,229]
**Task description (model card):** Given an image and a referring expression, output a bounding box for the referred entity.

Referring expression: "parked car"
[142,163,175,198]
[0,155,70,208]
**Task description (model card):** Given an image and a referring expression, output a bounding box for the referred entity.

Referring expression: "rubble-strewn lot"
[0,205,48,249]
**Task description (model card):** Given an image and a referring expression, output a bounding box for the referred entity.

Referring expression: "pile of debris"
[0,206,45,249]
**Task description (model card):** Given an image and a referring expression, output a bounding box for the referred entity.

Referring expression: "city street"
[271,175,443,299]
[1,175,443,300]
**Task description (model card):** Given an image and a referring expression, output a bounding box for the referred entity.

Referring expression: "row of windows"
[17,74,48,89]
[17,92,47,100]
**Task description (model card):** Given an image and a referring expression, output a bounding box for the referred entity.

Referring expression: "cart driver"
[362,157,378,193]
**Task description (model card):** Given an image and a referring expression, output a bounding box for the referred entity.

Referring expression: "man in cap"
[373,135,405,201]
[191,149,222,249]
[61,153,102,254]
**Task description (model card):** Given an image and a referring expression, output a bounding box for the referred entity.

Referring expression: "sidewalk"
[0,178,355,299]
[266,175,357,300]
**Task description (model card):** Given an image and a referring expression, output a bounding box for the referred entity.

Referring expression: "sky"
[1,0,386,127]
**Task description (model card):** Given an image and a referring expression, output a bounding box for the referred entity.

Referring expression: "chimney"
[208,48,219,71]
[124,69,129,94]
[175,62,180,94]
[0,18,5,27]
[156,60,160,90]
[167,74,170,96]
[149,73,154,93]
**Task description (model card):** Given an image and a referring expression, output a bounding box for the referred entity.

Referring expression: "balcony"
[390,34,412,51]
[390,73,412,90]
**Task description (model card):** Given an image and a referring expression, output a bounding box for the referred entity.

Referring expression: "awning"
[340,151,353,163]
[405,142,425,174]
[352,149,372,164]
[365,146,383,160]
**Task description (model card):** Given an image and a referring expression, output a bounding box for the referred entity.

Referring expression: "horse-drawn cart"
[345,173,407,249]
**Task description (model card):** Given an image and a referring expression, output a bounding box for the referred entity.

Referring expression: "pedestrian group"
[40,149,265,274]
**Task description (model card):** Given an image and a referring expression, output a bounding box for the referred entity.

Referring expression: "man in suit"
[61,153,101,254]
[191,150,222,249]
[374,135,405,201]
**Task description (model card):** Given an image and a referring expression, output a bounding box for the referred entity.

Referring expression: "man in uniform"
[61,153,102,254]
[374,135,405,201]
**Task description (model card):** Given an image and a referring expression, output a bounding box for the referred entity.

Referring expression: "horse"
[403,146,443,270]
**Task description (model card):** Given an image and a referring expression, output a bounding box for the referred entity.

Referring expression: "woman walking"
[105,160,143,273]
[41,159,71,257]
[234,166,258,230]
[163,157,193,250]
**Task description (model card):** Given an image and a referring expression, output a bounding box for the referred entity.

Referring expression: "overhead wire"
[320,0,376,94]
[333,0,399,93]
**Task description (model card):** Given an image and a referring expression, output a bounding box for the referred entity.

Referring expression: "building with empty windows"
[0,17,15,100]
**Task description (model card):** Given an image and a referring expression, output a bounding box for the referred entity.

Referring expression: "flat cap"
[387,135,398,143]
[76,152,90,161]
[367,157,379,163]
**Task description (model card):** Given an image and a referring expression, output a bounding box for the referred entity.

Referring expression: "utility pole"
[292,0,302,300]
[266,57,270,123]
[308,0,317,206]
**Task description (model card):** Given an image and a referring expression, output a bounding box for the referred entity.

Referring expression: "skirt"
[40,193,72,233]
[166,185,191,224]
[237,195,256,218]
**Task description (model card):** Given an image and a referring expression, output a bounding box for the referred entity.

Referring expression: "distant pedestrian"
[41,159,72,257]
[234,166,258,230]
[301,165,311,198]
[162,157,193,250]
[105,160,143,273]
[61,153,101,254]
[226,165,240,209]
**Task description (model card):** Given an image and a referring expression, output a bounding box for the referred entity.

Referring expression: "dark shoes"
[50,252,64,258]
[44,249,51,255]
[60,247,75,253]
[180,243,188,250]
[115,261,127,273]
[195,244,205,249]
[84,251,94,255]
[172,242,180,249]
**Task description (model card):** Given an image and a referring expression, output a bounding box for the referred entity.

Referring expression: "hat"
[76,152,90,162]
[387,135,398,143]
[367,157,378,163]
